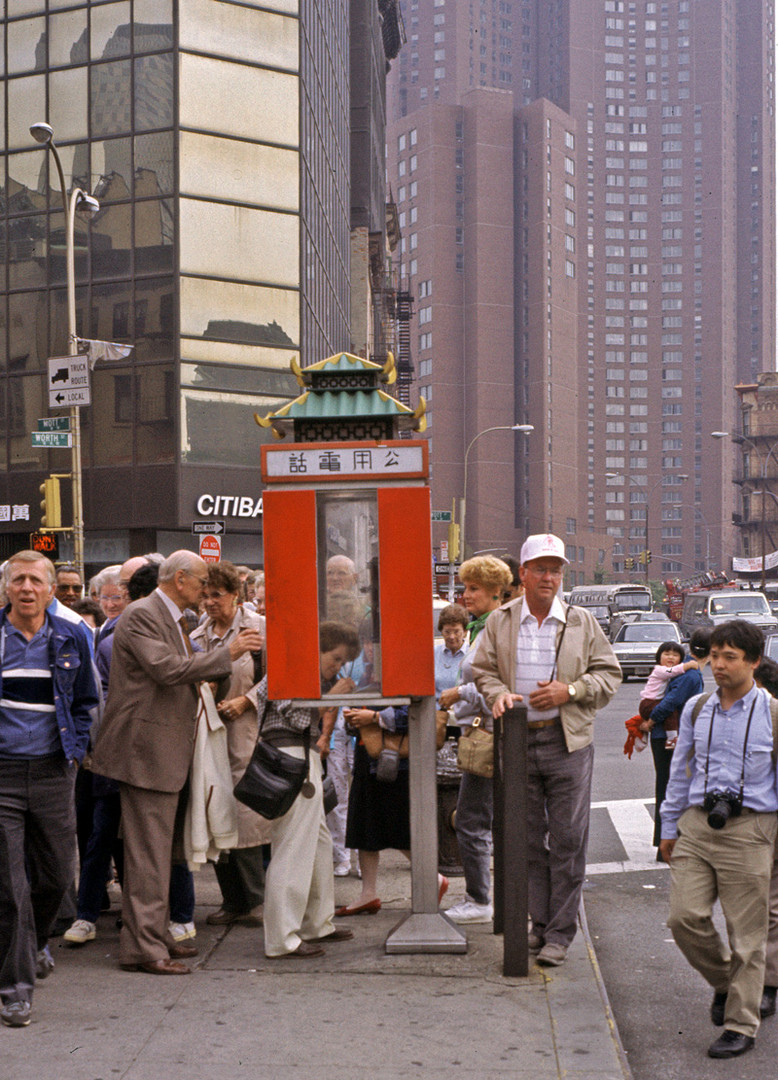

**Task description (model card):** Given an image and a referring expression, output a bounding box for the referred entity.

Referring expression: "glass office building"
[0,0,351,565]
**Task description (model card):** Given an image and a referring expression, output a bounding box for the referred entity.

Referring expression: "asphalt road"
[585,675,778,1078]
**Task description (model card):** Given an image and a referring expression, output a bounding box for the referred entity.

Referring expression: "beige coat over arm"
[191,606,271,848]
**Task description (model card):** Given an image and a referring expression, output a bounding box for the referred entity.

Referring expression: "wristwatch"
[568,683,577,701]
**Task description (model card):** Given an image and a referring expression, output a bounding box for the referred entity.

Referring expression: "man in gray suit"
[91,550,262,974]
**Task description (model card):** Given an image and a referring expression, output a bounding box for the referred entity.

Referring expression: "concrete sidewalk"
[3,859,631,1080]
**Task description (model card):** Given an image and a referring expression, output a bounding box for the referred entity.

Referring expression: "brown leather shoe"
[267,941,325,959]
[231,907,263,927]
[205,908,237,926]
[306,928,354,944]
[120,959,191,975]
[169,942,198,959]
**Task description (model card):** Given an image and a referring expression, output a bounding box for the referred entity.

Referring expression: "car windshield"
[765,636,778,661]
[613,592,652,611]
[711,594,769,616]
[591,606,609,618]
[618,624,680,643]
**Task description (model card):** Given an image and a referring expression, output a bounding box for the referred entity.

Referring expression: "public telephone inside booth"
[316,490,382,694]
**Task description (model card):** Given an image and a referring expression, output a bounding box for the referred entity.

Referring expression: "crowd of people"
[4,533,778,1061]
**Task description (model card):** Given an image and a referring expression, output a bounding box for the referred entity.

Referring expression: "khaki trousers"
[263,749,335,956]
[668,806,777,1037]
[764,846,778,986]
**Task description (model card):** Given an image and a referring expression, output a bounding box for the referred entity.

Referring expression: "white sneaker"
[63,919,96,946]
[334,862,351,877]
[169,921,196,942]
[445,899,494,923]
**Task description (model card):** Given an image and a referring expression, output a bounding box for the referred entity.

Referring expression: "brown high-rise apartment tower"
[387,0,775,584]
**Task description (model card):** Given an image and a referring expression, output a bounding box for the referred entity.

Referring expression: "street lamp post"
[30,122,100,579]
[712,431,778,591]
[460,424,533,558]
[607,472,688,581]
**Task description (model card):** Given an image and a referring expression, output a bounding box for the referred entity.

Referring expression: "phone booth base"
[385,696,466,954]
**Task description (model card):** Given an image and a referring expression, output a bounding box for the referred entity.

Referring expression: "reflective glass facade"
[0,0,353,563]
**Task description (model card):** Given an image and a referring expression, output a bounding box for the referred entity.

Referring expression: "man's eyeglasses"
[525,565,564,578]
[183,570,208,587]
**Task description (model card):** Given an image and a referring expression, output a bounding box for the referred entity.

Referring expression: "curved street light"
[606,472,689,581]
[30,122,101,578]
[460,424,533,557]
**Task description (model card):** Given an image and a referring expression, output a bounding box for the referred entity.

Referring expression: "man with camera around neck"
[659,619,778,1060]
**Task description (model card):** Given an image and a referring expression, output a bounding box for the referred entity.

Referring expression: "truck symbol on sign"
[51,367,69,384]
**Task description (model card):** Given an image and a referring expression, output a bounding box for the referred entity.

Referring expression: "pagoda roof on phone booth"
[255,352,427,441]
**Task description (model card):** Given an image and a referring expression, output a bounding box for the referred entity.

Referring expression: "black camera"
[703,790,742,830]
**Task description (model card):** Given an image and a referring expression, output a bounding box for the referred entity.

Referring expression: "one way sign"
[192,521,226,535]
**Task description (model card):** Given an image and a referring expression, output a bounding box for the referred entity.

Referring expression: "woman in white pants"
[260,622,359,958]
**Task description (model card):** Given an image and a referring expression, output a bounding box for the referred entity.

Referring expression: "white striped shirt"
[515,595,567,723]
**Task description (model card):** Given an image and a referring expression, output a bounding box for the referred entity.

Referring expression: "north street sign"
[431,510,452,522]
[433,562,461,575]
[31,432,72,448]
[192,520,226,535]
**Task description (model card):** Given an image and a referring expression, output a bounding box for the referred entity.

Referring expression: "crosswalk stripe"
[587,798,668,875]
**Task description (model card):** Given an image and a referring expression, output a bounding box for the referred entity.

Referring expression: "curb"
[579,899,634,1080]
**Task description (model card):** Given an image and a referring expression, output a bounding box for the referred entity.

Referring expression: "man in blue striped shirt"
[660,619,778,1060]
[0,551,98,1028]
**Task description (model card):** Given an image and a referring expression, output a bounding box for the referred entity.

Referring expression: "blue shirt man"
[0,552,98,1029]
[659,620,778,1060]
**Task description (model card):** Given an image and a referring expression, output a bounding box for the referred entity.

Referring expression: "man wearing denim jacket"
[0,551,98,1028]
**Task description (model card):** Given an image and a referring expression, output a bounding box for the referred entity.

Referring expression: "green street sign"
[431,510,452,522]
[37,417,71,432]
[31,432,72,448]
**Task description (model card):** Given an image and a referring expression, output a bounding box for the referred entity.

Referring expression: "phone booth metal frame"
[261,438,466,953]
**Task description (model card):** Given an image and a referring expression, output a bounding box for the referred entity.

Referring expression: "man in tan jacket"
[471,534,621,967]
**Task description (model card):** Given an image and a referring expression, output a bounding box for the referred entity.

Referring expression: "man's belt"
[526,716,560,730]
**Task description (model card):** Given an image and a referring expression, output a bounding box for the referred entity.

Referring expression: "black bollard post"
[492,703,528,977]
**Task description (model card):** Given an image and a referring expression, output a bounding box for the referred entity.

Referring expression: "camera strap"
[702,697,756,805]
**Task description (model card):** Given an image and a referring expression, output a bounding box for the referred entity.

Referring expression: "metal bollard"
[492,704,528,977]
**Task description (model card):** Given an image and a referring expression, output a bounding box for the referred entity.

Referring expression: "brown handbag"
[358,710,447,759]
[359,723,408,759]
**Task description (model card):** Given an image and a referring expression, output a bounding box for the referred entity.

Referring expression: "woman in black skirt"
[335,704,447,915]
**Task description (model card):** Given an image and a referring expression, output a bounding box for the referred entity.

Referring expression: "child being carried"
[638,641,698,751]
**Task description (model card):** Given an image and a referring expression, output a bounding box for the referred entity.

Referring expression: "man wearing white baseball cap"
[470,534,621,966]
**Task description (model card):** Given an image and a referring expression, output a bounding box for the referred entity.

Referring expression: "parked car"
[609,610,671,642]
[612,620,683,681]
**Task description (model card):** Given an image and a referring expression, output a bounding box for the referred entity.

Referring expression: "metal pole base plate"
[384,911,468,954]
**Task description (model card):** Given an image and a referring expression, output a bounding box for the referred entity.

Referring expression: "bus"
[568,583,653,636]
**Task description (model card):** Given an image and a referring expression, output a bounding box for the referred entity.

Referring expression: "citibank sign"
[196,494,263,518]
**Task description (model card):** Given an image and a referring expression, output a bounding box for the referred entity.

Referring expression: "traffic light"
[448,521,460,562]
[39,476,61,529]
[625,556,634,571]
[645,550,652,564]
